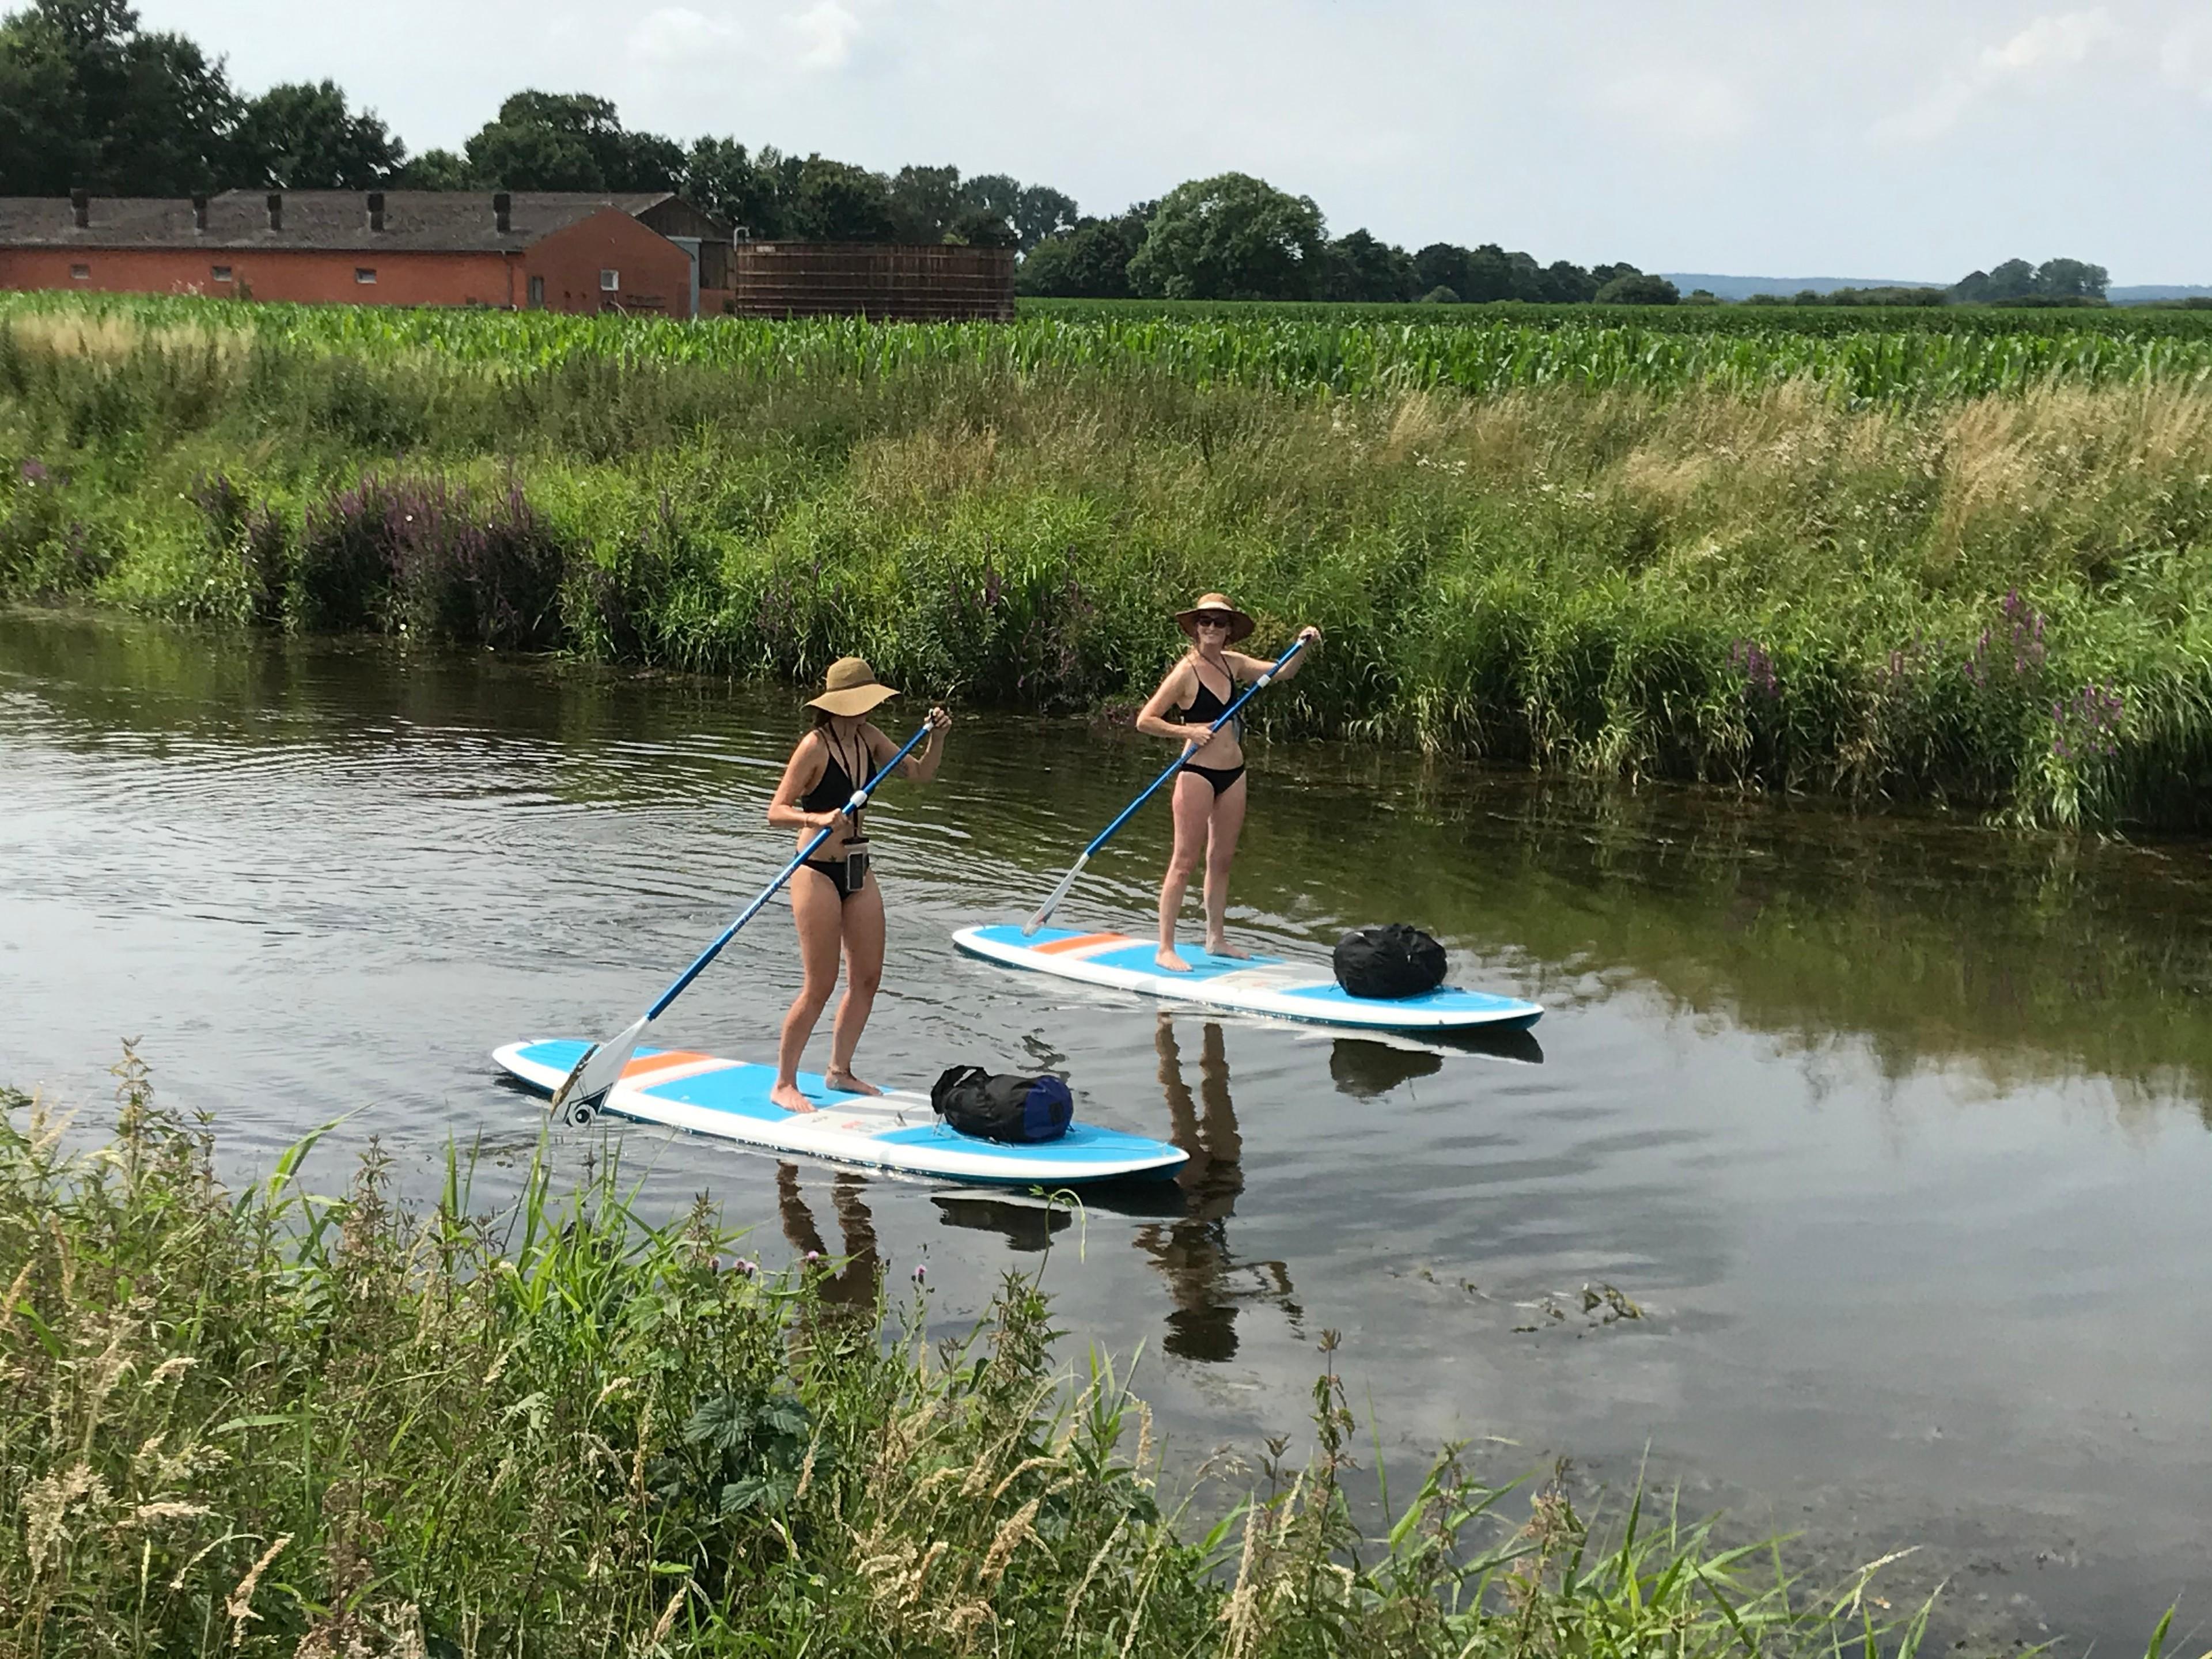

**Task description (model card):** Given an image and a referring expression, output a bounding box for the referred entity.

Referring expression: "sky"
[133,0,2212,283]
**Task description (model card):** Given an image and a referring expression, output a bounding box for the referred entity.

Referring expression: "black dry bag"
[1332,925,1448,1000]
[931,1066,1074,1144]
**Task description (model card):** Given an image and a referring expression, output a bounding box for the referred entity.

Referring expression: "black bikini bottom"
[800,855,870,901]
[1180,762,1247,798]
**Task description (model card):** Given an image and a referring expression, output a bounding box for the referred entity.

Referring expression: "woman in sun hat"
[1134,594,1320,972]
[765,656,950,1112]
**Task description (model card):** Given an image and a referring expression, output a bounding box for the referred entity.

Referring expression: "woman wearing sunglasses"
[1135,594,1321,971]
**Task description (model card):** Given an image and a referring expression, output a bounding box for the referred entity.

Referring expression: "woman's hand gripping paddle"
[550,719,937,1123]
[1024,635,1308,936]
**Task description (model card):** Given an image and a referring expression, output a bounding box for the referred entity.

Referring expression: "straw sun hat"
[1173,592,1255,643]
[806,656,899,717]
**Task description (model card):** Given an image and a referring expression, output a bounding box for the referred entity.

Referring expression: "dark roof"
[0,191,706,253]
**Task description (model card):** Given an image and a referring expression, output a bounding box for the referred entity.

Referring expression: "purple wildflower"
[911,1263,927,1284]
[1728,638,1779,700]
[18,457,48,486]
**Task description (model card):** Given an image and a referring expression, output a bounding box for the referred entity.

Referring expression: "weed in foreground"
[0,1051,2131,1657]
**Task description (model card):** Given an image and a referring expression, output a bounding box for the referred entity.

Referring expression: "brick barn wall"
[0,247,521,306]
[522,209,696,317]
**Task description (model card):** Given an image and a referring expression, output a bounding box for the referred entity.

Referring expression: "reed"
[4,295,2210,828]
[0,1054,1963,1657]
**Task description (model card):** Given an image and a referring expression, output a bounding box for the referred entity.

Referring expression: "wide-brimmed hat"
[1174,592,1255,643]
[806,656,899,717]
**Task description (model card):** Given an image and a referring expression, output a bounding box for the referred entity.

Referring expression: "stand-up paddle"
[1023,635,1308,935]
[550,719,937,1119]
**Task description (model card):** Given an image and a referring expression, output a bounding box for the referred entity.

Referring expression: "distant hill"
[1660,274,1941,301]
[1661,274,2212,306]
[2108,285,2212,305]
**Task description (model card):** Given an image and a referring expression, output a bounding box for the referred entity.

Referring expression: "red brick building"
[0,190,729,318]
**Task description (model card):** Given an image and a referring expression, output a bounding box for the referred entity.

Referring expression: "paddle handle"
[1024,635,1308,934]
[646,719,935,1020]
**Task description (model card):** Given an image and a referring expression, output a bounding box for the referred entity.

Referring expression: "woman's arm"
[1229,626,1323,683]
[766,734,840,832]
[868,708,953,783]
[1134,660,1198,741]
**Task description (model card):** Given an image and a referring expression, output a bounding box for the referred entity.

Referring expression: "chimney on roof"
[493,191,512,235]
[266,191,282,232]
[367,191,385,233]
[191,194,208,233]
[70,188,89,229]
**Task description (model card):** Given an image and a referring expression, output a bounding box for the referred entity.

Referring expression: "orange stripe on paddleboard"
[620,1050,713,1078]
[1033,932,1126,956]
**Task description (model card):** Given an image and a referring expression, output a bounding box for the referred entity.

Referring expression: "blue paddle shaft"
[1027,636,1306,931]
[645,720,934,1020]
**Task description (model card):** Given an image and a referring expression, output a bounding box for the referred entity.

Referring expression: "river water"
[3,611,2208,1647]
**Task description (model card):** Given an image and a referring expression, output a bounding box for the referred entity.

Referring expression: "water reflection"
[933,1193,1071,1253]
[1138,1015,1300,1362]
[774,1163,878,1307]
[1328,1038,1442,1099]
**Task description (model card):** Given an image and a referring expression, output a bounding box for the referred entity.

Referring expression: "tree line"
[0,0,2113,308]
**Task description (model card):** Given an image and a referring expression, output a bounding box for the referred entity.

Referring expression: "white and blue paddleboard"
[493,1040,1187,1187]
[953,925,1543,1033]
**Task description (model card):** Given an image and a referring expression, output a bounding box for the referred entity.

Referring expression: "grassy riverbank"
[0,1059,1943,1658]
[3,295,2211,828]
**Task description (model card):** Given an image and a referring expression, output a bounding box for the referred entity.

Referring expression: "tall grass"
[4,297,2211,827]
[1,1055,1954,1657]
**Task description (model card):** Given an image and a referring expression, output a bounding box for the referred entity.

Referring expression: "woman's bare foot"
[771,1081,817,1114]
[1204,937,1250,960]
[1156,946,1193,972]
[824,1070,881,1097]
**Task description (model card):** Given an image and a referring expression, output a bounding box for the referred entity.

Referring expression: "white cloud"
[1596,69,1754,144]
[787,0,861,71]
[1874,8,2119,142]
[2158,15,2212,100]
[627,6,745,66]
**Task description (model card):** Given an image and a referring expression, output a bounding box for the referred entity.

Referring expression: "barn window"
[70,263,90,281]
[600,268,619,291]
[355,267,377,285]
[211,265,232,282]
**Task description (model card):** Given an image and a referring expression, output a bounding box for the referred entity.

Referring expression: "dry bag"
[1332,924,1448,999]
[931,1065,1074,1143]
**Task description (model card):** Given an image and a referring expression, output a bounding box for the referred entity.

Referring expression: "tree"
[1413,243,1474,300]
[236,79,403,188]
[1539,260,1599,304]
[393,147,475,190]
[0,0,241,194]
[887,163,962,242]
[2033,257,2108,301]
[1320,229,1416,302]
[1594,270,1679,305]
[956,174,1078,253]
[683,137,784,234]
[464,92,681,193]
[1018,209,1149,297]
[1127,173,1327,301]
[789,156,893,240]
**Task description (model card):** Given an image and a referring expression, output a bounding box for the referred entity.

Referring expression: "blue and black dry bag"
[931,1065,1074,1144]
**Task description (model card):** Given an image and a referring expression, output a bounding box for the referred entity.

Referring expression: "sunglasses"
[1193,613,1233,629]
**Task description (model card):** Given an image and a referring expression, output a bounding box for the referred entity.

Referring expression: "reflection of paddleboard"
[953,925,1543,1033]
[493,1040,1187,1187]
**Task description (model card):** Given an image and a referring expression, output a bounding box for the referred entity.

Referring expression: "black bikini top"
[800,728,869,830]
[1180,660,1238,730]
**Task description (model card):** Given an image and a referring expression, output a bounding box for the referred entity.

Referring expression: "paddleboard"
[953,924,1543,1033]
[492,1039,1187,1187]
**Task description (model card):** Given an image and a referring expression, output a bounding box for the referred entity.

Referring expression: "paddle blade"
[1024,857,1087,935]
[550,1014,647,1124]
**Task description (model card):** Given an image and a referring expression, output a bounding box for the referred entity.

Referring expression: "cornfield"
[6,290,2212,402]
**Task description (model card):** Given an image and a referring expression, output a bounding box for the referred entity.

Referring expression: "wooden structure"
[721,243,1014,323]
